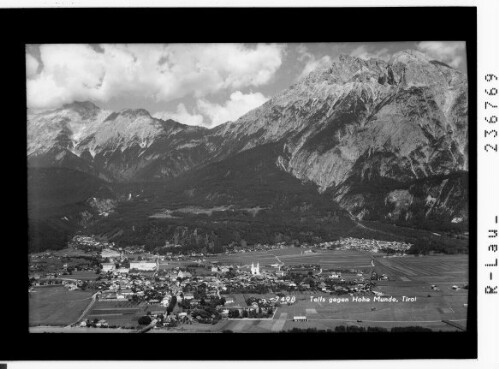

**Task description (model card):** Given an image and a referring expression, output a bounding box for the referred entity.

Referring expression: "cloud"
[154,103,205,127]
[26,43,285,110]
[416,41,465,68]
[154,91,268,128]
[26,53,39,78]
[350,45,390,61]
[198,91,268,126]
[296,45,332,80]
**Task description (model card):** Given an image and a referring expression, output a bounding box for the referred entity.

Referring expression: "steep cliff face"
[244,51,468,188]
[216,50,468,223]
[27,49,468,232]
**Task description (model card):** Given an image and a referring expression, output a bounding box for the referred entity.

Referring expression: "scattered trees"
[138,316,152,325]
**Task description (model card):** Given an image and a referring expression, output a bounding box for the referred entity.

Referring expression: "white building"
[250,263,260,275]
[177,270,192,279]
[293,316,307,322]
[101,248,121,259]
[130,261,157,271]
[102,263,116,272]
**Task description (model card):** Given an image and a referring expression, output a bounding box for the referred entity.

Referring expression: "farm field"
[158,248,373,272]
[84,300,145,328]
[52,247,96,257]
[29,326,134,333]
[373,255,468,283]
[278,250,373,270]
[205,248,373,270]
[29,286,94,326]
[65,271,99,281]
[152,287,467,333]
[209,250,284,266]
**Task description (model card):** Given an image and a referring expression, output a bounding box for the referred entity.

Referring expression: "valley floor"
[29,249,468,333]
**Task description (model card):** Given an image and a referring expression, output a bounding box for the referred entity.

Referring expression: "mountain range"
[27,50,469,252]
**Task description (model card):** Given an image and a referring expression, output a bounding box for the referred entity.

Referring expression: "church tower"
[251,262,260,275]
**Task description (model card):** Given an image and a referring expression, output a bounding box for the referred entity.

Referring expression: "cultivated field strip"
[375,255,468,281]
[212,249,373,269]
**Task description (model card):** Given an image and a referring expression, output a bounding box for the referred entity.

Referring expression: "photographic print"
[27,42,469,334]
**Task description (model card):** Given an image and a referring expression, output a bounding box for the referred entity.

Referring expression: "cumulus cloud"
[350,45,390,61]
[296,44,332,80]
[197,91,268,126]
[416,41,465,68]
[26,53,39,78]
[26,43,285,110]
[154,91,268,127]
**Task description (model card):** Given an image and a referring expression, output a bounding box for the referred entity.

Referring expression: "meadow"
[29,286,93,326]
[84,300,145,328]
[65,271,100,281]
[373,254,468,283]
[206,248,373,270]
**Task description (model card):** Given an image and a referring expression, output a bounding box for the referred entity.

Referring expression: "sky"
[26,42,467,128]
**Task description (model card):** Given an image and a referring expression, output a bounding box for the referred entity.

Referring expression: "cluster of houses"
[223,295,277,319]
[70,235,115,250]
[80,256,375,326]
[324,237,413,253]
[28,253,99,290]
[220,238,412,256]
[226,242,288,254]
[370,271,389,281]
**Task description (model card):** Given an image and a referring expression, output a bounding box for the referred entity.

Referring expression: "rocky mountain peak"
[390,49,432,63]
[301,54,388,87]
[300,49,465,92]
[388,49,465,89]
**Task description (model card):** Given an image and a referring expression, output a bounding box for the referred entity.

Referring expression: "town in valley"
[29,233,468,333]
